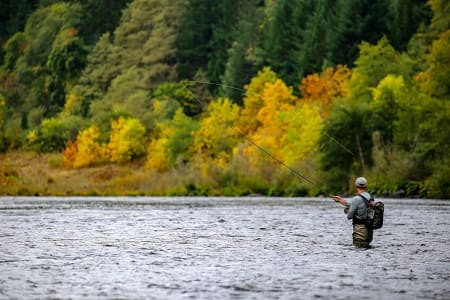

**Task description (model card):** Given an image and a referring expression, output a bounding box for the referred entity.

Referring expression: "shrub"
[108,117,146,163]
[33,115,86,152]
[63,125,107,168]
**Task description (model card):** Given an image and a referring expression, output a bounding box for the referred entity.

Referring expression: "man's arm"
[331,195,347,207]
[331,195,352,216]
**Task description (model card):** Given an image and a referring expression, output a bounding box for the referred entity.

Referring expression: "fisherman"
[331,177,375,248]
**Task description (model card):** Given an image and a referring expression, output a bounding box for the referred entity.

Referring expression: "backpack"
[359,193,384,230]
[372,201,384,229]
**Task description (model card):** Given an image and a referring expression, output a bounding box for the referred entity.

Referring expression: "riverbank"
[0,152,192,196]
[0,152,445,198]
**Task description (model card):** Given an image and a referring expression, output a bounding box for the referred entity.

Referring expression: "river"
[0,197,449,299]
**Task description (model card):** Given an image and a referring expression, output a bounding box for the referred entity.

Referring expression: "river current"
[0,197,449,299]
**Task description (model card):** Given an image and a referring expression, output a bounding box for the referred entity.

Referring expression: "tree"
[319,102,373,192]
[176,0,218,80]
[238,67,279,135]
[220,0,264,104]
[262,0,312,87]
[86,0,187,132]
[299,65,351,117]
[78,0,132,44]
[350,37,413,98]
[427,0,450,36]
[108,117,146,163]
[0,2,88,151]
[385,0,431,51]
[0,0,36,65]
[63,125,107,168]
[420,30,450,98]
[146,109,199,171]
[325,0,389,67]
[242,79,296,171]
[192,98,241,161]
[206,0,241,92]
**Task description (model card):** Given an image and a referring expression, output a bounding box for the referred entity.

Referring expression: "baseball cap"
[355,177,367,188]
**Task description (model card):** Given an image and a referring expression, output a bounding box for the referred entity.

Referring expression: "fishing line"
[181,80,354,157]
[182,80,247,94]
[243,135,315,185]
[322,132,355,156]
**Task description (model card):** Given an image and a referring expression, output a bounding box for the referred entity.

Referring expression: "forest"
[0,0,449,198]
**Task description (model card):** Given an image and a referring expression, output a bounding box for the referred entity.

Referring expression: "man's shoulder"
[350,195,364,205]
[359,192,374,202]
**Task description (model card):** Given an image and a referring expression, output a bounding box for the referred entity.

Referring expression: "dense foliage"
[1,0,449,198]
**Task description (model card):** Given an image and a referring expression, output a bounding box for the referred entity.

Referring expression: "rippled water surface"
[1,197,449,299]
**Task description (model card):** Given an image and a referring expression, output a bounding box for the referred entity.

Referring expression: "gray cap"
[355,177,367,188]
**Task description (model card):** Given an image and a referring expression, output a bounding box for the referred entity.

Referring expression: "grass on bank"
[0,152,201,196]
[1,152,293,196]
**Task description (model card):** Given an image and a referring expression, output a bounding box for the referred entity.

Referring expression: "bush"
[33,115,86,152]
[108,117,146,163]
[63,125,107,168]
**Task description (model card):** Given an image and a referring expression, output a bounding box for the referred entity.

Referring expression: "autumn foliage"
[63,117,146,167]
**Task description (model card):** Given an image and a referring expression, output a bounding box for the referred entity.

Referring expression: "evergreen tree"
[176,0,218,80]
[79,0,132,44]
[262,0,311,87]
[385,0,431,51]
[206,0,242,92]
[326,0,388,67]
[296,0,329,79]
[220,0,264,104]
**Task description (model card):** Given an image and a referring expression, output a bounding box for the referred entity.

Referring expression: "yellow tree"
[239,75,324,190]
[238,67,279,134]
[63,125,107,168]
[108,117,146,163]
[191,98,241,171]
[280,104,323,166]
[245,79,296,163]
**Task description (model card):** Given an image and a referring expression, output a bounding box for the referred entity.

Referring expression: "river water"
[0,197,449,299]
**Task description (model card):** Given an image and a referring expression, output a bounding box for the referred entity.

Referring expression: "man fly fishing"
[331,177,375,248]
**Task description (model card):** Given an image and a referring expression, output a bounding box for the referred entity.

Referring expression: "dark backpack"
[372,201,384,230]
[359,193,384,230]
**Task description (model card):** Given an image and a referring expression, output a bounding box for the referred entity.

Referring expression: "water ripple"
[0,197,449,299]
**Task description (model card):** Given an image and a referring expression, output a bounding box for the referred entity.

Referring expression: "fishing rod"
[180,80,319,187]
[243,135,315,185]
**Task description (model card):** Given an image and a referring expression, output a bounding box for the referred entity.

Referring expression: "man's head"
[355,177,368,190]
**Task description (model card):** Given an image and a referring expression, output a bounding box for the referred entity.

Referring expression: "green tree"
[176,0,218,80]
[385,0,431,51]
[205,0,241,91]
[421,30,450,98]
[85,0,187,132]
[0,3,88,150]
[325,0,389,67]
[319,102,373,192]
[220,0,264,104]
[427,0,450,36]
[0,0,36,65]
[262,0,314,87]
[146,109,199,171]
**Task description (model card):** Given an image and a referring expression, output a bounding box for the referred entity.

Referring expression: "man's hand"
[331,195,342,202]
[331,195,347,206]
